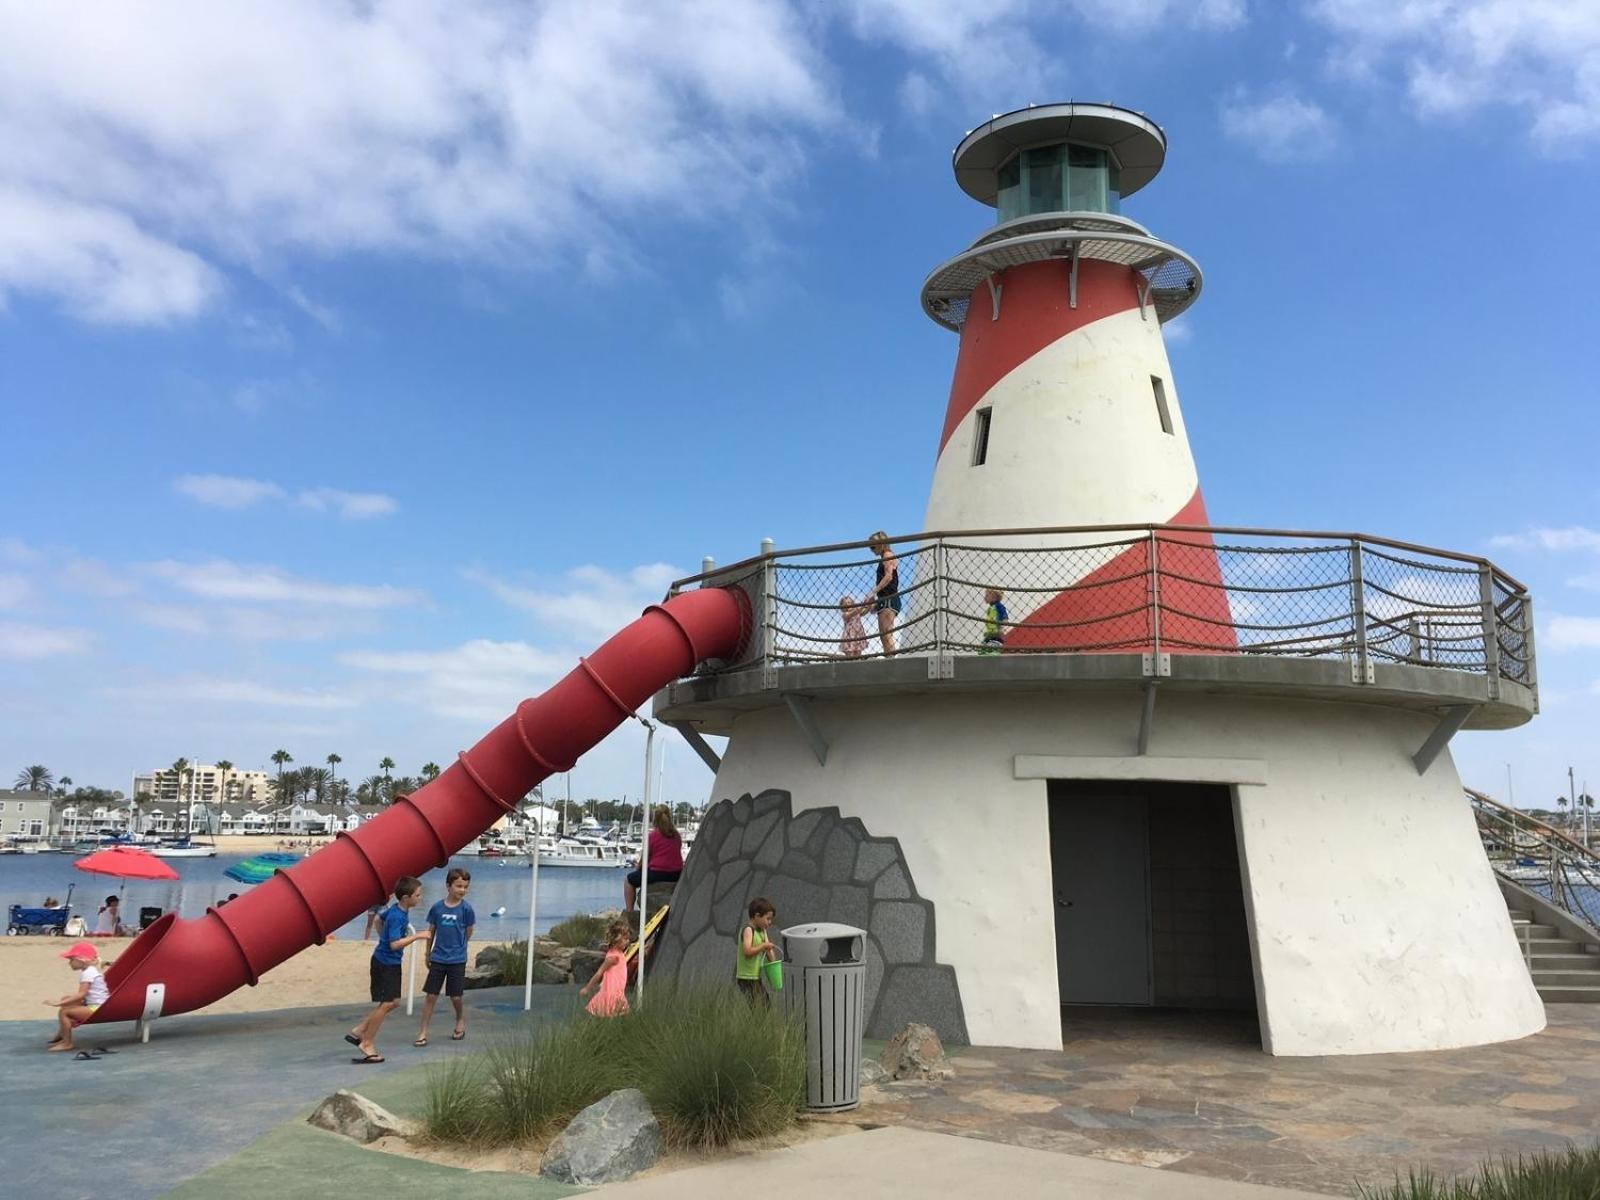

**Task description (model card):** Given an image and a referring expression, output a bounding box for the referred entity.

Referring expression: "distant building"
[132,764,272,807]
[0,789,53,838]
[53,797,135,838]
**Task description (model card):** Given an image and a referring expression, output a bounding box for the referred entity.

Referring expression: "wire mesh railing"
[1469,789,1600,934]
[670,524,1535,694]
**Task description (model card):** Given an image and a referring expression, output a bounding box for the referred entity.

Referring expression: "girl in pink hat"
[44,941,109,1053]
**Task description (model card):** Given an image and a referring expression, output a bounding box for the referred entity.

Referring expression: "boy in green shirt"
[735,896,779,1007]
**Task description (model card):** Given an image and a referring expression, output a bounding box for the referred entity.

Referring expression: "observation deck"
[652,526,1538,768]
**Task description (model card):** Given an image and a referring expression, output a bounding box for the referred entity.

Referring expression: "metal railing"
[672,524,1535,693]
[1469,788,1600,933]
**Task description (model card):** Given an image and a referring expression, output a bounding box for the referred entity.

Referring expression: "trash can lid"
[780,922,866,940]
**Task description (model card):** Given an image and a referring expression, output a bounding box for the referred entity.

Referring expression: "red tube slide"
[88,587,747,1025]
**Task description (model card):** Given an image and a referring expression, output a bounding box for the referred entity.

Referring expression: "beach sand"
[1,935,511,1022]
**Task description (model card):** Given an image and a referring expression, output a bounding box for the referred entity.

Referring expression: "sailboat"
[150,764,218,857]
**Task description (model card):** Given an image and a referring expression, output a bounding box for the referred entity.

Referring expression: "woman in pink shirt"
[624,806,684,911]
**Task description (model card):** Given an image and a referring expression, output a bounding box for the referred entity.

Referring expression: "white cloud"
[1546,614,1600,650]
[1490,526,1600,554]
[174,474,398,519]
[0,537,41,564]
[1309,0,1600,153]
[0,2,839,325]
[143,559,425,610]
[1220,91,1338,162]
[466,562,683,643]
[0,621,93,659]
[294,487,399,520]
[341,639,570,722]
[174,473,287,509]
[1162,315,1194,345]
[0,573,34,610]
[104,676,358,710]
[59,557,137,598]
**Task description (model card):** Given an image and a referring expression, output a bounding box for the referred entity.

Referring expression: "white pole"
[637,719,655,1007]
[405,921,418,1016]
[523,806,541,1011]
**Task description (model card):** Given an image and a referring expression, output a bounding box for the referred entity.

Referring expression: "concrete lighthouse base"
[674,689,1545,1056]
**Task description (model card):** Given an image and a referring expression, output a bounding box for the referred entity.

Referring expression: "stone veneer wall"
[654,789,969,1044]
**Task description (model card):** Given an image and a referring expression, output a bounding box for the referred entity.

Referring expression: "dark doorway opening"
[1048,780,1257,1027]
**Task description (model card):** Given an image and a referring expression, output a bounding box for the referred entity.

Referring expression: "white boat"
[150,838,218,858]
[536,836,630,869]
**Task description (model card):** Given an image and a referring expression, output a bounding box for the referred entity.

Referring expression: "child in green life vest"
[980,587,1008,653]
[735,896,779,1007]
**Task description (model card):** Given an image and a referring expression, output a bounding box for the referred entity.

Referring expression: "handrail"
[674,525,1535,693]
[1467,788,1600,933]
[671,523,1529,594]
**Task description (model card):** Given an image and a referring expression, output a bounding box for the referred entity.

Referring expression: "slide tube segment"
[88,586,747,1025]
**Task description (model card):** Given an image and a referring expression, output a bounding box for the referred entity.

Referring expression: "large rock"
[880,1022,952,1082]
[463,965,505,990]
[307,1090,418,1143]
[539,1088,663,1185]
[474,944,504,972]
[569,947,607,984]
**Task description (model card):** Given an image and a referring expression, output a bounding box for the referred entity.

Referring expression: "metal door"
[1051,793,1152,1005]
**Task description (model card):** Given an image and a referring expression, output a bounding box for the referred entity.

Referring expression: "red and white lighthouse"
[921,104,1232,652]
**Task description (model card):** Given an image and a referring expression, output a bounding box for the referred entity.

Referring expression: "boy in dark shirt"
[346,876,428,1063]
[414,868,476,1045]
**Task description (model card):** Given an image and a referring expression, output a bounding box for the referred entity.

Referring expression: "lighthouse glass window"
[996,143,1122,221]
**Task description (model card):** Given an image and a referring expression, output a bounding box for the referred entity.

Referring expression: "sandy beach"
[1,935,514,1022]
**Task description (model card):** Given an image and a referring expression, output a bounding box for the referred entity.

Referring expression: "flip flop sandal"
[351,1053,385,1064]
[93,1046,117,1054]
[450,1030,465,1041]
[343,1033,363,1047]
[413,1037,428,1047]
[73,1051,101,1061]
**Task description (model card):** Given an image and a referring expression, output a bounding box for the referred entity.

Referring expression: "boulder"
[536,940,576,973]
[462,965,505,990]
[538,1088,663,1186]
[474,944,505,971]
[859,1059,888,1087]
[880,1022,952,1081]
[531,957,572,985]
[569,947,606,984]
[307,1090,419,1143]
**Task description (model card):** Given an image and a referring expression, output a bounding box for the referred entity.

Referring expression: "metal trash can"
[780,921,866,1112]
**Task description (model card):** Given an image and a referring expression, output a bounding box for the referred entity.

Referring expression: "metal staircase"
[1469,788,1600,1002]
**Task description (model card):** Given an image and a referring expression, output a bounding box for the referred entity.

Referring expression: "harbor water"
[1,852,625,941]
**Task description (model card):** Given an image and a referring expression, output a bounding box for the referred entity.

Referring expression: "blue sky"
[2,1,1597,809]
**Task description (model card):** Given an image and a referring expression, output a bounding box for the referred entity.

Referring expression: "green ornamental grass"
[421,986,806,1149]
[547,913,612,948]
[1356,1143,1600,1199]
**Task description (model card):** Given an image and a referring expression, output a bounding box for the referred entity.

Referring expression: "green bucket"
[762,957,784,990]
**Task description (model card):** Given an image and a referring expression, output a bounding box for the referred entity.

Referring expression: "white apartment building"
[0,790,53,838]
[133,764,272,806]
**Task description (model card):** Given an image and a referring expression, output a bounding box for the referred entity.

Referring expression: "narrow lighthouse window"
[972,407,993,465]
[1151,377,1173,435]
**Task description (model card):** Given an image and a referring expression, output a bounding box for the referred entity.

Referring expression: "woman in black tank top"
[866,531,900,656]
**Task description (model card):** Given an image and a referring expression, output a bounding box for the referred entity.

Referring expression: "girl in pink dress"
[839,595,868,658]
[581,921,631,1017]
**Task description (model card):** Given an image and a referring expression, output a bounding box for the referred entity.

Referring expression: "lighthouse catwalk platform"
[650,103,1543,1057]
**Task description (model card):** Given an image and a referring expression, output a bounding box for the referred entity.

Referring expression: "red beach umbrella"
[74,846,180,882]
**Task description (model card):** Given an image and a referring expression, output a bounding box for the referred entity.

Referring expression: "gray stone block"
[821,825,858,883]
[539,1088,663,1186]
[712,879,749,935]
[764,875,832,929]
[870,965,969,1046]
[676,866,713,937]
[730,797,751,825]
[741,810,780,856]
[873,863,912,900]
[307,1090,418,1143]
[787,809,824,848]
[853,841,899,883]
[804,812,839,860]
[870,901,927,964]
[752,790,788,818]
[754,823,785,869]
[827,885,870,932]
[863,936,886,1024]
[712,859,750,901]
[776,850,818,878]
[677,927,729,986]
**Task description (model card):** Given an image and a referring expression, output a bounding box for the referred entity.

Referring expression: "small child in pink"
[839,595,868,658]
[581,921,631,1017]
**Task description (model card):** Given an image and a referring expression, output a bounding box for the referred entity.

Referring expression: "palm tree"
[57,775,73,798]
[379,757,395,782]
[421,762,442,782]
[270,749,293,810]
[14,765,53,792]
[305,767,333,805]
[389,776,420,801]
[169,757,190,837]
[357,774,386,805]
[215,760,233,805]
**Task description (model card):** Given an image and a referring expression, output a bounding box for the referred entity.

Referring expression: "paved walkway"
[595,1127,1323,1198]
[845,1006,1600,1195]
[0,985,577,1200]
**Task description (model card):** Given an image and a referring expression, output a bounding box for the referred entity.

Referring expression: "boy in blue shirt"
[346,875,428,1063]
[980,587,1008,653]
[415,867,476,1046]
